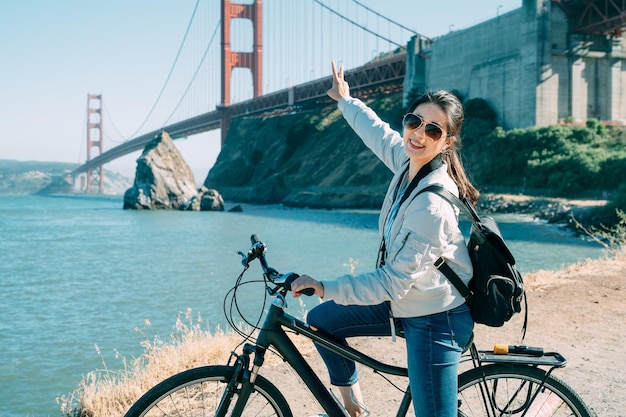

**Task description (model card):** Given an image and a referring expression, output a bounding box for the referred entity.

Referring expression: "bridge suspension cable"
[162,20,221,127]
[350,0,420,36]
[311,0,406,47]
[101,100,127,144]
[127,0,202,140]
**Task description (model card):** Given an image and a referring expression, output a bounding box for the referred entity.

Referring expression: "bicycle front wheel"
[124,365,293,417]
[458,364,593,417]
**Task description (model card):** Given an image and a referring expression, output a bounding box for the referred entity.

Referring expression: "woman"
[291,61,479,417]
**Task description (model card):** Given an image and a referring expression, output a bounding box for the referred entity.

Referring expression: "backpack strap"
[417,185,480,224]
[415,185,474,299]
[434,257,471,299]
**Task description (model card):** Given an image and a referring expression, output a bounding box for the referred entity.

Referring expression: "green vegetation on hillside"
[458,98,626,223]
[463,119,626,197]
[205,93,405,206]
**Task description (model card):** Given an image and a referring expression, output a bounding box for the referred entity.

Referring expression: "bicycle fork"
[215,343,266,417]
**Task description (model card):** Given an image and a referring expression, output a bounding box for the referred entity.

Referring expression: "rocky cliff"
[124,131,224,211]
[203,93,405,208]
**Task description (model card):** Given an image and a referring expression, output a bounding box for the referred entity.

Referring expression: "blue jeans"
[306,301,474,417]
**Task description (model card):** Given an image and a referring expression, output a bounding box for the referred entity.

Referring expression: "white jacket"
[322,97,473,318]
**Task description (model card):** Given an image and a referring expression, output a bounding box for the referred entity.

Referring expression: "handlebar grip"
[299,287,315,296]
[494,344,544,356]
[283,273,315,296]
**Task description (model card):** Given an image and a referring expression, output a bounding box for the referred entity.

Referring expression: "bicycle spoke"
[458,365,592,417]
[124,366,292,417]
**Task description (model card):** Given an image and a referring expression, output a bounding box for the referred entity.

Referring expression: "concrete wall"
[405,0,626,128]
[558,32,626,124]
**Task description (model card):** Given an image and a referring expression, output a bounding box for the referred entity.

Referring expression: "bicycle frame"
[226,295,412,417]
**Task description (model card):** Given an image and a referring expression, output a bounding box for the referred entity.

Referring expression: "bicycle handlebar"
[240,234,315,296]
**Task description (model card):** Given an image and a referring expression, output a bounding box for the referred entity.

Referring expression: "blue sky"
[0,0,521,182]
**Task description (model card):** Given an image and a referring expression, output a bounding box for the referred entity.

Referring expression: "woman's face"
[402,102,451,168]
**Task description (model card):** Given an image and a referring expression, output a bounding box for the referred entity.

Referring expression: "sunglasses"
[402,113,445,141]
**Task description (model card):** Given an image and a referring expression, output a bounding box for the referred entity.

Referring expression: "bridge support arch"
[220,0,262,145]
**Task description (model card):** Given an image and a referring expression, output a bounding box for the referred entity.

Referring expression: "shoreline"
[270,189,611,233]
[476,193,613,235]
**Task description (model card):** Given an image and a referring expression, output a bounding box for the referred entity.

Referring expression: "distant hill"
[0,160,132,195]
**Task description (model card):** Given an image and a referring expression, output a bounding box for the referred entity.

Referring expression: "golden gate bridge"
[75,0,626,192]
[75,0,422,192]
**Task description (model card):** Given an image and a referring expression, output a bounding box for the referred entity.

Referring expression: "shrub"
[586,118,607,136]
[569,126,597,144]
[599,156,626,190]
[464,98,498,124]
[575,208,626,254]
[610,183,626,212]
[460,119,623,196]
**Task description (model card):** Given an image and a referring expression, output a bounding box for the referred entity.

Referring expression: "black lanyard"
[397,154,443,208]
[378,154,443,267]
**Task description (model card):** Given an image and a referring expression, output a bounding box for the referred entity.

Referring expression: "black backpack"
[417,185,527,335]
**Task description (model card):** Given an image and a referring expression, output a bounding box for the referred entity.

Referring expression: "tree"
[464,98,498,124]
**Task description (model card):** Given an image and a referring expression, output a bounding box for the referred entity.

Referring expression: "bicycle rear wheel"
[124,365,293,417]
[457,364,592,417]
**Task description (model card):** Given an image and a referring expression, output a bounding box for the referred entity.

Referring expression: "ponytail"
[409,90,480,204]
[442,147,480,204]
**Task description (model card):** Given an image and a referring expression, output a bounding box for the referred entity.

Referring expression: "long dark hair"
[408,90,480,204]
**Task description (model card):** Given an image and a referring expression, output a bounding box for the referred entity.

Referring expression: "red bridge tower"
[220,0,262,145]
[86,94,104,193]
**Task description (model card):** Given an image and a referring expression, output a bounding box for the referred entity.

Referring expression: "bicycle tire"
[457,364,593,417]
[124,365,293,417]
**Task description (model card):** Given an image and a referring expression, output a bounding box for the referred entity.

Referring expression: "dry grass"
[523,249,625,290]
[58,307,316,417]
[58,309,235,416]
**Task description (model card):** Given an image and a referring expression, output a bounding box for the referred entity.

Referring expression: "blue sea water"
[0,194,605,416]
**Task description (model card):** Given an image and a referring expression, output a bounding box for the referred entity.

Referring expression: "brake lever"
[264,268,280,281]
[268,272,295,297]
[237,239,268,267]
[237,251,248,266]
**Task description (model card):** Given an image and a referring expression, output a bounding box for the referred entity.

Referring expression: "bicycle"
[124,235,593,417]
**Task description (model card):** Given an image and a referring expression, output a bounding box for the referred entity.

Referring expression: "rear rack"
[478,350,567,368]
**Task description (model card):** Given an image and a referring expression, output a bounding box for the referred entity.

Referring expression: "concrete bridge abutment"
[404,0,626,128]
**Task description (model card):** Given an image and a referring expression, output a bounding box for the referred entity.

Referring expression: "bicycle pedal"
[350,390,370,417]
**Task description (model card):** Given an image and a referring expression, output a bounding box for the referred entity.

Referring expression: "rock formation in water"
[194,186,225,211]
[123,131,224,211]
